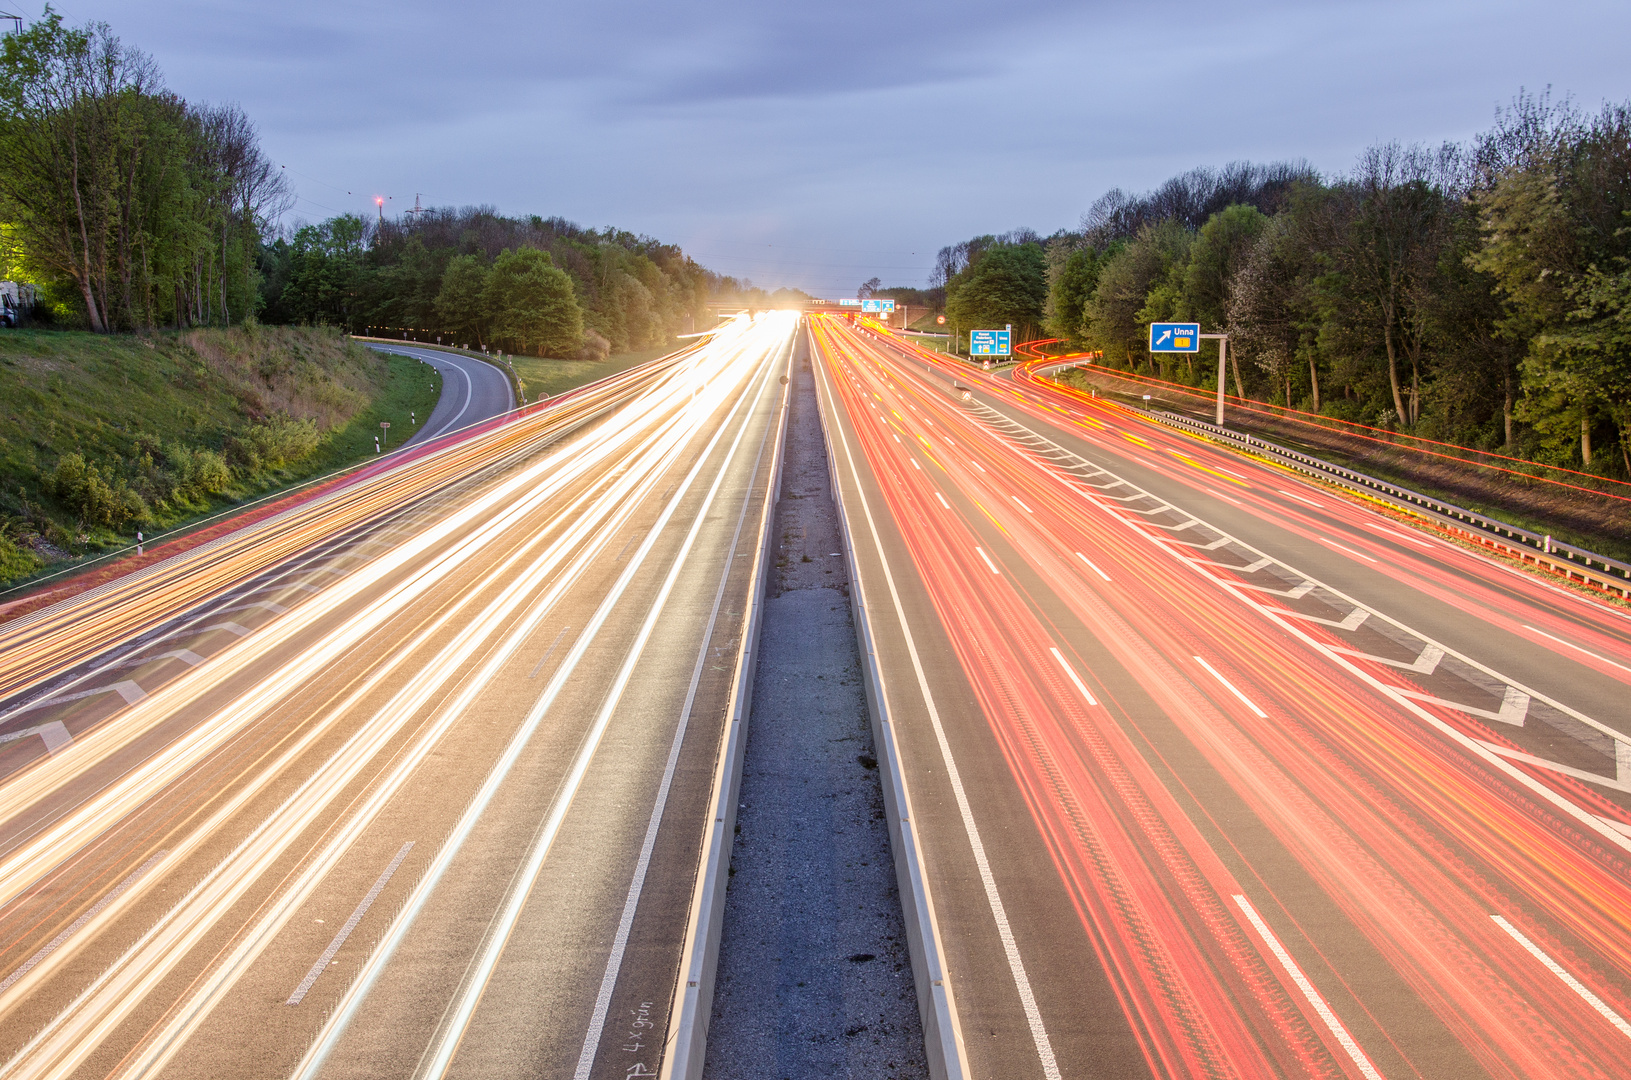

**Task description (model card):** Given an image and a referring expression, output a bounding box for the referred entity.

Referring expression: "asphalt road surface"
[363,342,517,444]
[0,314,795,1080]
[811,315,1631,1080]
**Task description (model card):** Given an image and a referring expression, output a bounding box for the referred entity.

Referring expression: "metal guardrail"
[1149,409,1631,600]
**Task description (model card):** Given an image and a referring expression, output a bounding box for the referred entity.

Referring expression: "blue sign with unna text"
[1149,322,1201,353]
[969,330,1011,356]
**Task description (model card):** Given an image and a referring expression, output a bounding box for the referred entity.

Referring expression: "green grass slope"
[0,326,441,586]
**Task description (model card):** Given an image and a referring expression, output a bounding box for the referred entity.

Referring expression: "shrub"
[578,328,611,362]
[227,416,321,472]
[168,445,234,501]
[0,534,42,580]
[49,453,147,530]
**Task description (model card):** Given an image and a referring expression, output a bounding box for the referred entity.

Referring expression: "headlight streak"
[0,368,705,913]
[407,314,795,1080]
[0,355,678,705]
[818,316,1631,1077]
[0,315,793,1080]
[293,312,796,1080]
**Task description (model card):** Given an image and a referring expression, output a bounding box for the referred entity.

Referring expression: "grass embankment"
[509,346,674,401]
[0,326,441,589]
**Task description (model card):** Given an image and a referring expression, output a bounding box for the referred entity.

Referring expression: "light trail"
[812,315,1631,1079]
[0,314,797,1080]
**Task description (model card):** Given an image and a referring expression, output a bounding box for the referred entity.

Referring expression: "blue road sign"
[860,298,896,313]
[1149,322,1201,353]
[969,329,1011,356]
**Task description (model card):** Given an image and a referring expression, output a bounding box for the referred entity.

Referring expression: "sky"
[41,0,1631,297]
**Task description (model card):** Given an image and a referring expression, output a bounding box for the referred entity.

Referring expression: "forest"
[924,96,1631,477]
[257,208,722,360]
[0,9,735,362]
[0,11,289,332]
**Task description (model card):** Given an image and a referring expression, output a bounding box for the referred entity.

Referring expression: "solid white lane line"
[1522,624,1631,677]
[1233,895,1385,1080]
[1491,915,1631,1041]
[1318,536,1379,564]
[935,492,951,510]
[66,436,681,1080]
[74,331,770,1080]
[971,392,1631,855]
[1074,552,1111,582]
[0,680,147,721]
[570,367,777,1080]
[0,721,70,754]
[0,851,166,994]
[115,649,205,670]
[410,341,785,1080]
[286,841,414,1005]
[823,359,1054,1079]
[976,547,1000,575]
[1193,656,1268,719]
[1049,649,1098,705]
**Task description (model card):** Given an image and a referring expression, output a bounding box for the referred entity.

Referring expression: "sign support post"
[1150,322,1229,425]
[1200,333,1228,426]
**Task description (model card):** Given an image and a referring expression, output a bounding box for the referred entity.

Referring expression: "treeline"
[922,96,1631,475]
[0,11,732,360]
[258,207,721,359]
[0,10,290,331]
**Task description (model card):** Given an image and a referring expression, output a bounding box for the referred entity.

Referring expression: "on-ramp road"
[362,342,517,443]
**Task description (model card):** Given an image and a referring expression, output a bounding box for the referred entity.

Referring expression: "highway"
[360,343,517,444]
[810,315,1631,1080]
[0,313,796,1080]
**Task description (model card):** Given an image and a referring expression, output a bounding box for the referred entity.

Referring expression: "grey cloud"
[44,0,1631,296]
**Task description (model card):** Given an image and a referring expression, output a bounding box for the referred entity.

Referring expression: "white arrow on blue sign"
[1149,322,1201,353]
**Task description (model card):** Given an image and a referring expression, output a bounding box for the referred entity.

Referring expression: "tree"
[1472,101,1631,465]
[0,10,161,330]
[1045,241,1101,344]
[1228,209,1320,406]
[945,243,1046,348]
[1182,204,1268,331]
[483,246,584,357]
[1312,143,1462,426]
[1083,220,1190,369]
[281,215,368,330]
[434,253,490,347]
[1545,262,1631,472]
[0,11,286,332]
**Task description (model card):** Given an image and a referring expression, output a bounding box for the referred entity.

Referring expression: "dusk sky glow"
[50,0,1631,295]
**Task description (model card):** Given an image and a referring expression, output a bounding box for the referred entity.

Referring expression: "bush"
[227,416,321,472]
[49,453,147,530]
[578,327,611,362]
[0,534,42,579]
[168,445,234,501]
